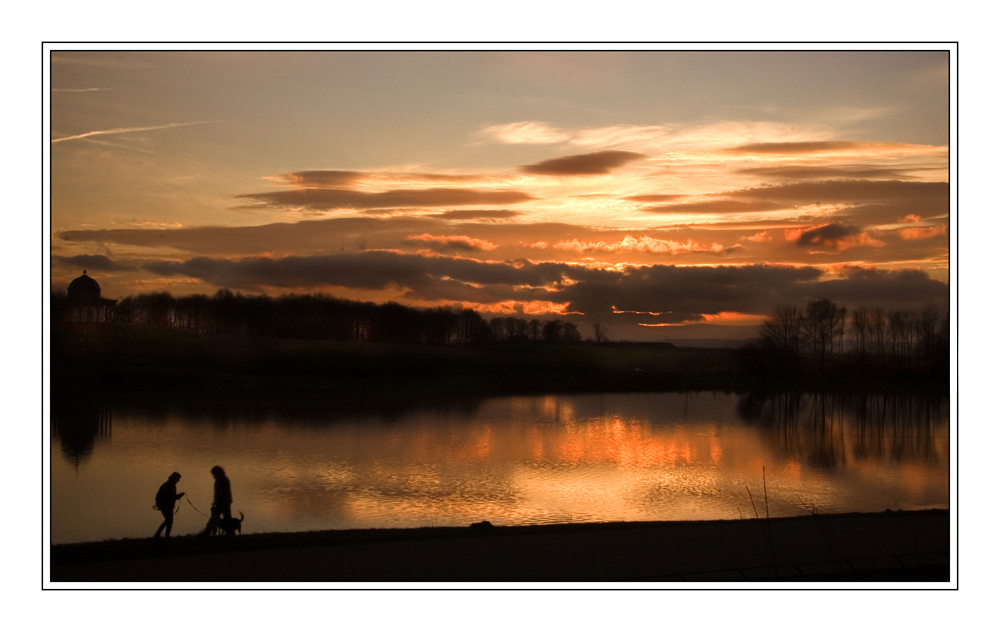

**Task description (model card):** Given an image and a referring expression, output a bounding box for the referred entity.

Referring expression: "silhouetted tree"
[759,305,803,359]
[542,319,563,342]
[916,305,940,361]
[528,319,543,341]
[456,309,490,344]
[802,299,846,372]
[592,323,609,343]
[560,320,581,342]
[748,297,947,382]
[98,289,599,349]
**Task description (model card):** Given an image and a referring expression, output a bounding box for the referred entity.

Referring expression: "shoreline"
[50,509,950,583]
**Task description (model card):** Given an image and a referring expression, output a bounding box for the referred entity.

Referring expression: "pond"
[49,389,950,544]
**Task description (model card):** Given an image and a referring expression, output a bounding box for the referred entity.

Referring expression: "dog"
[212,511,244,536]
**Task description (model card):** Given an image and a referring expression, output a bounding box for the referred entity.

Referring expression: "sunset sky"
[47,46,953,341]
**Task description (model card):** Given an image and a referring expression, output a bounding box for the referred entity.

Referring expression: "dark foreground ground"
[50,510,949,584]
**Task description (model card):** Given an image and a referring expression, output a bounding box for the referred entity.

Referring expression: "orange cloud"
[460,300,572,316]
[896,214,947,240]
[744,231,773,243]
[900,225,948,240]
[612,306,665,316]
[637,311,765,327]
[699,311,766,325]
[552,235,731,255]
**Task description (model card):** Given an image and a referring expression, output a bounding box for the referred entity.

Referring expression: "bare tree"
[592,323,609,343]
[759,304,802,357]
[803,299,846,371]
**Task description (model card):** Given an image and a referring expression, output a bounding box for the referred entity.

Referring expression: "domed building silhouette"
[63,270,117,324]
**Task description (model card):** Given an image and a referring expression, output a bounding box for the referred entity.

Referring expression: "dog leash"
[184,494,210,517]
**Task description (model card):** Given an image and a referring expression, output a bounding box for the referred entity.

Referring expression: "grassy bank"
[50,510,950,583]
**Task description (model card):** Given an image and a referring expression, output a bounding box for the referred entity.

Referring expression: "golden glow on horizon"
[639,311,766,328]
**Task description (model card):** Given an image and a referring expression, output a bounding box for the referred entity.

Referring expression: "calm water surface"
[50,390,949,544]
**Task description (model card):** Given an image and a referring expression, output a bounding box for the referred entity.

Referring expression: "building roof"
[67,270,102,301]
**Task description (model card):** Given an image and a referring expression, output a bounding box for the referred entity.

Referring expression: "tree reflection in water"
[51,391,111,469]
[737,390,948,470]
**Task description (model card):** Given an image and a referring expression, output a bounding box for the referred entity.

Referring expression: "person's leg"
[155,509,171,537]
[201,506,220,536]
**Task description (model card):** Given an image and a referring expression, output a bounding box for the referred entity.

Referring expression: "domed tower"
[64,271,117,324]
[68,270,102,301]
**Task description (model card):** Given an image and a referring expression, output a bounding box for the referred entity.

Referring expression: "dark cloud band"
[520,151,645,176]
[139,253,947,324]
[238,187,534,210]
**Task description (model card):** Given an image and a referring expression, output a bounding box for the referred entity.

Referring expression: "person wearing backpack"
[153,472,185,538]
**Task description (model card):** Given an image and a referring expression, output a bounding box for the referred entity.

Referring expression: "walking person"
[200,465,234,536]
[153,472,185,538]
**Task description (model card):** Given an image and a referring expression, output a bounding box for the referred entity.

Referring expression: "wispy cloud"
[727,141,945,159]
[477,121,572,144]
[51,121,217,144]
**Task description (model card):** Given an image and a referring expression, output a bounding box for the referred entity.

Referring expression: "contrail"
[51,121,216,143]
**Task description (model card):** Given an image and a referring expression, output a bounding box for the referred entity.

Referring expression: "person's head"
[168,472,181,483]
[211,465,225,478]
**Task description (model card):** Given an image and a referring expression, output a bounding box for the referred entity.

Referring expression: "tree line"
[52,289,589,345]
[743,297,949,380]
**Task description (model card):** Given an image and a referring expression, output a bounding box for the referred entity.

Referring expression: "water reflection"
[737,391,948,468]
[51,393,111,467]
[49,388,949,544]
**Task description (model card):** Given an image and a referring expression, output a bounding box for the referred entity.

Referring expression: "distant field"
[50,326,746,395]
[50,326,947,400]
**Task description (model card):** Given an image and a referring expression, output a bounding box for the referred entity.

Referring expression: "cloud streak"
[51,121,218,143]
[238,187,535,211]
[726,141,940,155]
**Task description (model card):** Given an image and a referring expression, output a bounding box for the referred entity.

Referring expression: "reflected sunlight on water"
[50,390,949,544]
